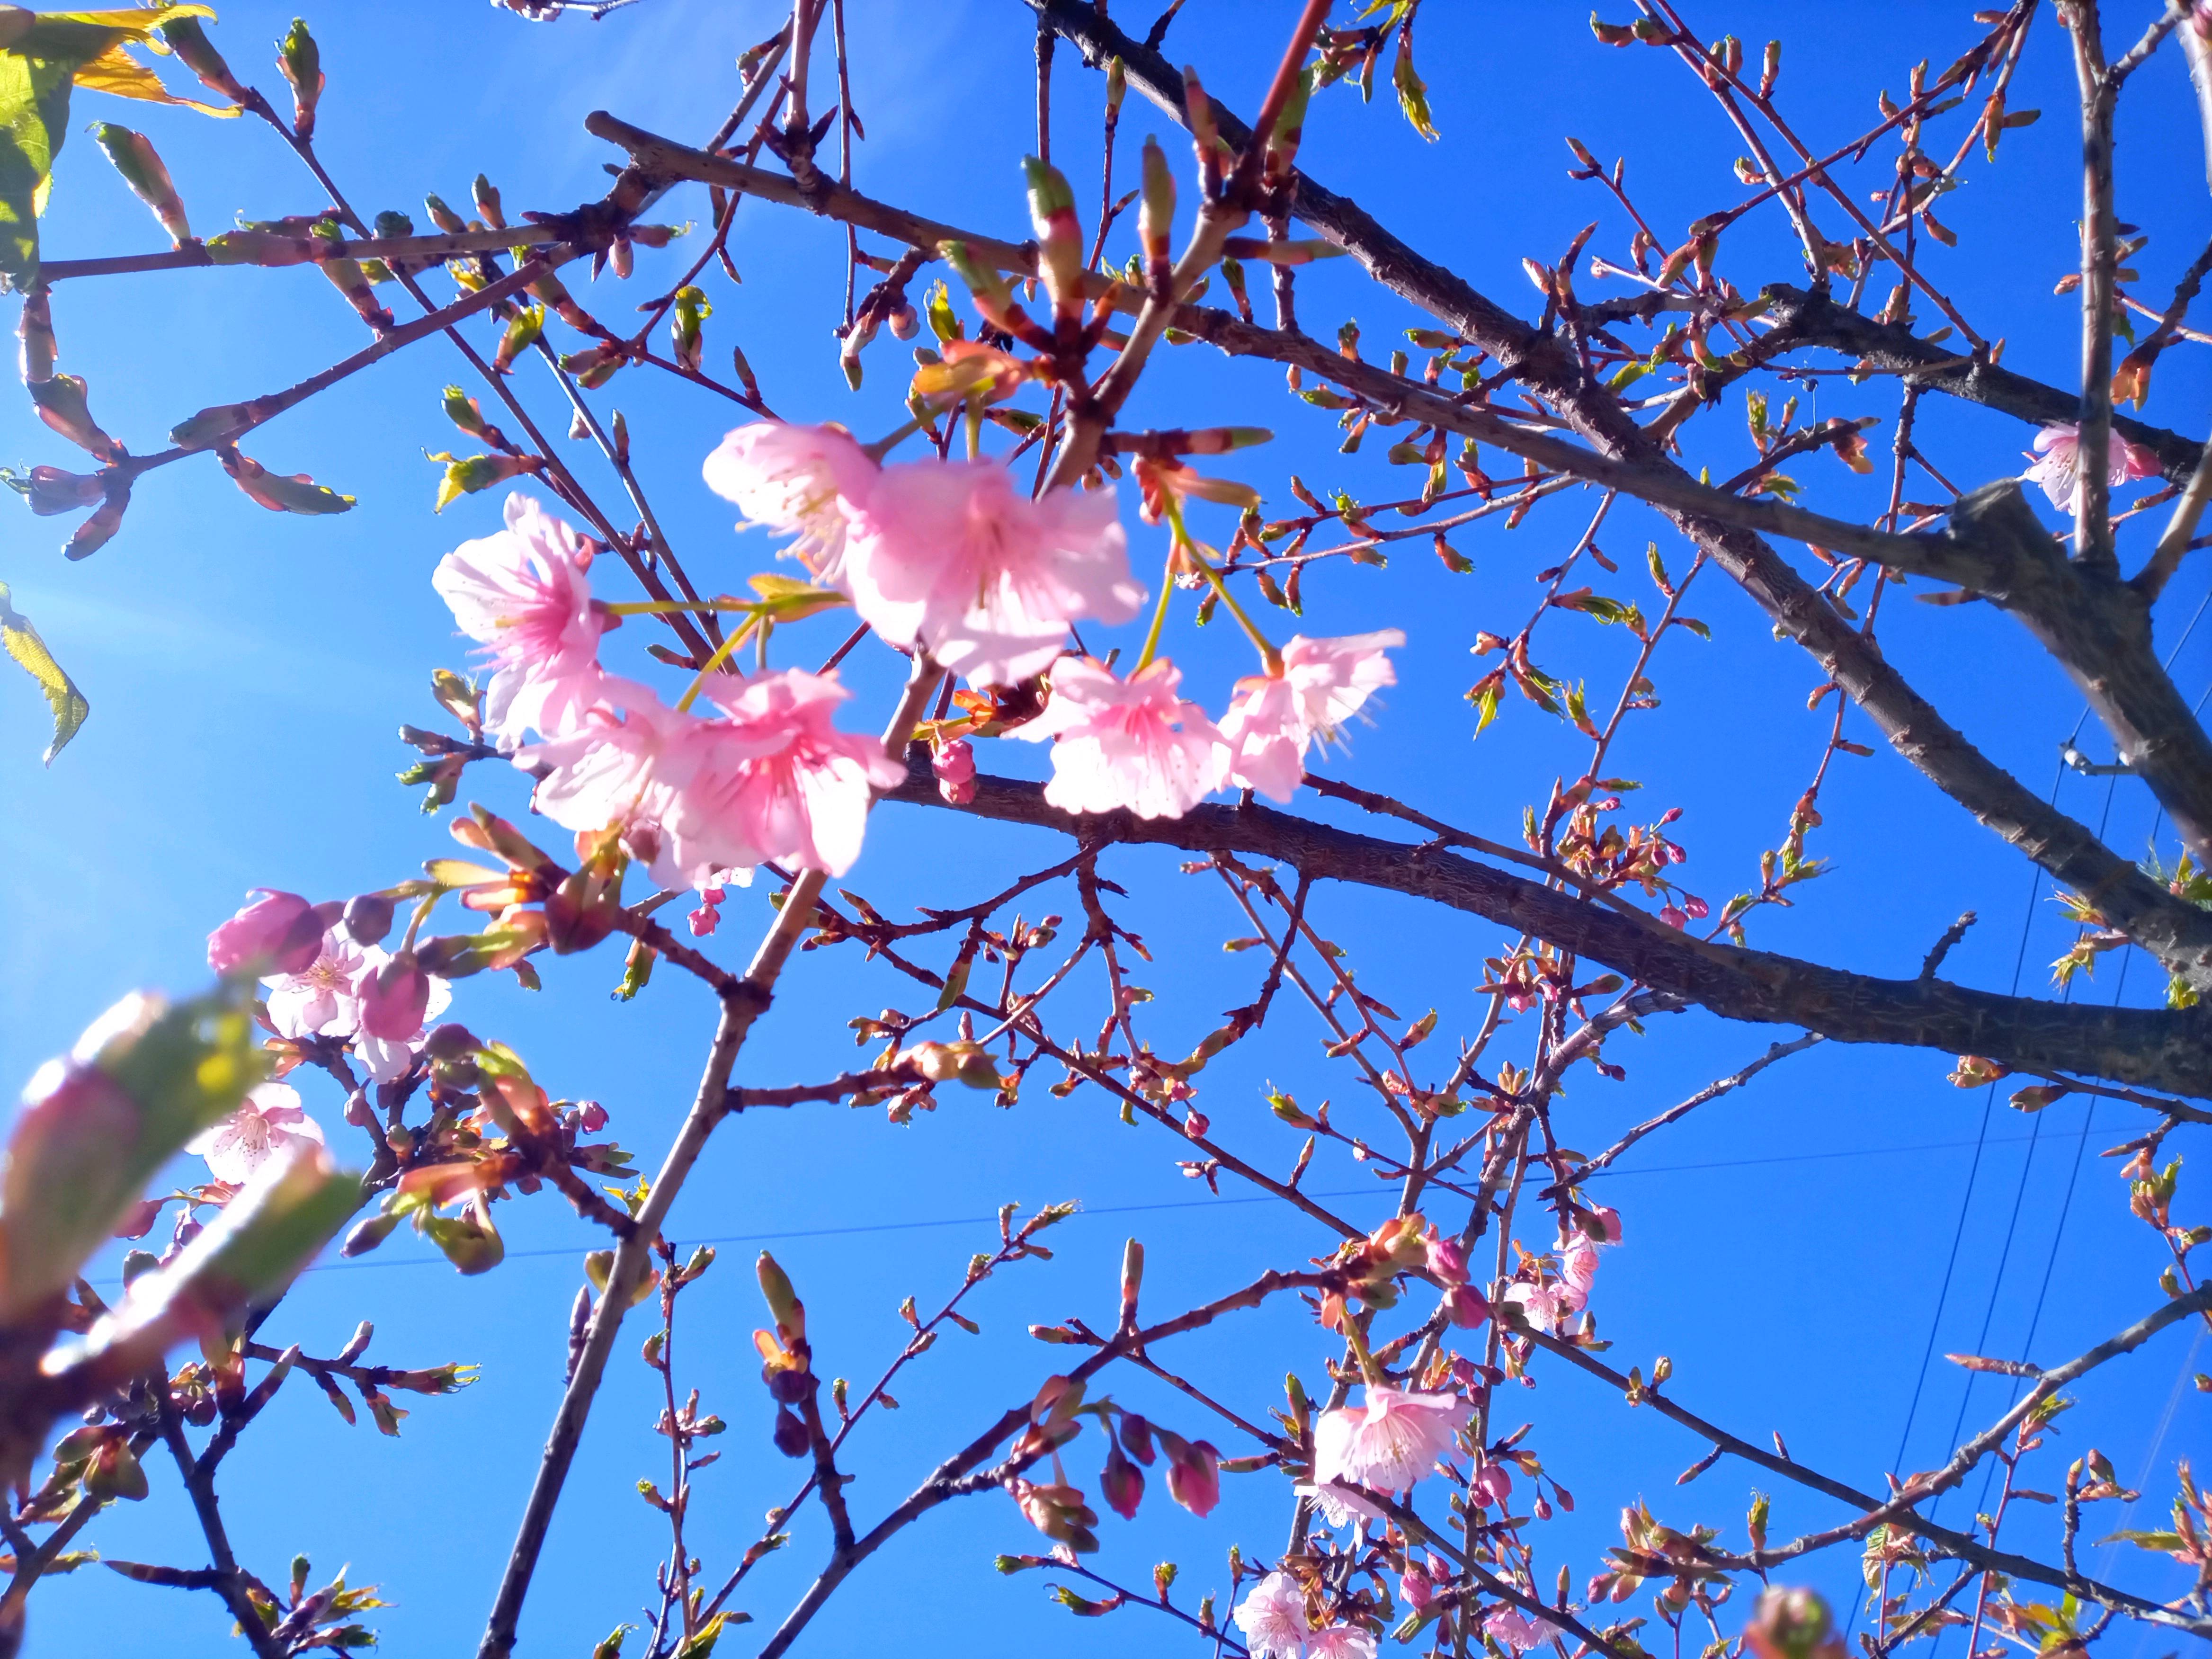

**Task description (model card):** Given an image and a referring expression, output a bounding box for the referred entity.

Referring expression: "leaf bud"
[277,18,324,141]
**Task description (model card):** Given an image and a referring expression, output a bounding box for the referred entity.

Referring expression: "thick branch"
[886,756,2212,1099]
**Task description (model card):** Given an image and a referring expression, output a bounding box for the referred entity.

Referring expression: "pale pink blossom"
[1558,1236,1601,1312]
[1232,1571,1312,1659]
[1297,1479,1387,1529]
[670,670,906,879]
[1484,1606,1557,1653]
[703,422,878,586]
[432,494,607,743]
[261,935,452,1084]
[2021,422,2163,512]
[1503,1279,1569,1329]
[1221,631,1403,802]
[186,1082,325,1186]
[1013,656,1228,819]
[518,677,715,876]
[1306,1626,1379,1659]
[206,889,324,977]
[1311,1385,1471,1496]
[841,462,1144,686]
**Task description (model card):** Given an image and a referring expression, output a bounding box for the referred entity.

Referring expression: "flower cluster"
[433,492,901,886]
[704,422,1404,823]
[1503,1206,1623,1331]
[1232,1570,1379,1659]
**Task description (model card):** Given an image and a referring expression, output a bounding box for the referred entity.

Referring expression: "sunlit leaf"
[0,577,88,762]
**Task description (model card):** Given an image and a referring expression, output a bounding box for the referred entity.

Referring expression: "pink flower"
[1311,1386,1471,1496]
[1400,1566,1436,1613]
[2022,422,2163,512]
[1483,1606,1557,1653]
[186,1082,325,1186]
[1221,631,1403,802]
[1427,1233,1469,1285]
[360,950,430,1041]
[1297,1479,1387,1528]
[675,669,906,879]
[1503,1279,1568,1330]
[1012,656,1228,819]
[1471,1458,1513,1508]
[432,494,607,743]
[1445,1284,1492,1329]
[1558,1236,1600,1311]
[933,737,977,805]
[261,936,452,1084]
[1306,1627,1379,1659]
[703,422,877,586]
[207,890,326,978]
[1233,1571,1312,1659]
[518,677,714,874]
[841,462,1144,686]
[1594,1205,1623,1244]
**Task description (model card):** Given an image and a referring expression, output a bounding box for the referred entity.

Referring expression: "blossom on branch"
[1233,1571,1313,1659]
[1013,656,1228,819]
[840,461,1145,687]
[186,1082,325,1186]
[1483,1606,1558,1653]
[2020,422,2162,513]
[431,494,607,744]
[205,888,325,977]
[1311,1384,1471,1495]
[262,934,453,1084]
[1221,631,1403,803]
[702,421,878,587]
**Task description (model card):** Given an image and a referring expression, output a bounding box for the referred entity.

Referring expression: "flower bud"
[771,1406,810,1457]
[342,892,396,946]
[933,738,976,804]
[28,374,122,462]
[472,174,506,230]
[158,15,249,104]
[90,125,190,245]
[1445,1284,1491,1329]
[277,18,324,141]
[206,889,324,977]
[360,951,430,1040]
[1166,1438,1220,1516]
[1427,1233,1469,1285]
[756,1250,806,1346]
[18,289,54,383]
[6,464,106,517]
[1101,1441,1144,1519]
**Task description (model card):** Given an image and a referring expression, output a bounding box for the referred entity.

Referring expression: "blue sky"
[2,2,2208,1654]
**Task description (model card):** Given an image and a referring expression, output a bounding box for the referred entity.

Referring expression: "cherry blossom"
[262,934,453,1084]
[1012,656,1228,819]
[517,677,714,880]
[1306,1627,1379,1659]
[2021,422,2162,513]
[703,421,878,587]
[1221,631,1403,802]
[206,889,325,977]
[1559,1235,1600,1311]
[186,1082,325,1186]
[1311,1385,1471,1495]
[673,669,906,879]
[1504,1278,1569,1330]
[1297,1478,1387,1529]
[1232,1571,1312,1659]
[1483,1606,1558,1653]
[432,493,607,743]
[840,462,1144,686]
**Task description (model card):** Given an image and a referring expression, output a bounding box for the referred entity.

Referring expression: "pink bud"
[361,952,430,1040]
[934,738,978,805]
[1445,1284,1491,1328]
[1681,894,1709,919]
[1594,1206,1623,1244]
[1101,1443,1145,1519]
[1427,1234,1469,1285]
[1401,1566,1436,1612]
[580,1101,609,1133]
[206,889,322,976]
[1166,1439,1220,1516]
[687,899,721,937]
[1659,904,1688,929]
[1473,1459,1512,1507]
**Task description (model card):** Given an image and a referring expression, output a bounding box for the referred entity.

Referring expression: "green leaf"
[0,578,89,762]
[0,48,75,291]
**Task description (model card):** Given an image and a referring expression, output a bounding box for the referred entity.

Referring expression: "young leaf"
[0,579,89,763]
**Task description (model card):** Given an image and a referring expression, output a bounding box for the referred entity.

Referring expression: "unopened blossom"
[1471,1458,1513,1508]
[1484,1606,1557,1653]
[1307,1627,1379,1659]
[1164,1437,1221,1516]
[933,736,977,805]
[703,421,877,586]
[1233,1571,1312,1659]
[2021,422,2162,512]
[1221,630,1403,802]
[432,493,607,743]
[1400,1565,1436,1613]
[841,461,1144,686]
[1013,656,1228,819]
[1312,1386,1471,1496]
[673,669,906,879]
[186,1082,325,1185]
[207,889,325,977]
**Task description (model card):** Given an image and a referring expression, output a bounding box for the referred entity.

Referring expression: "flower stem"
[1165,494,1282,674]
[675,619,757,711]
[602,598,754,616]
[1133,541,1178,672]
